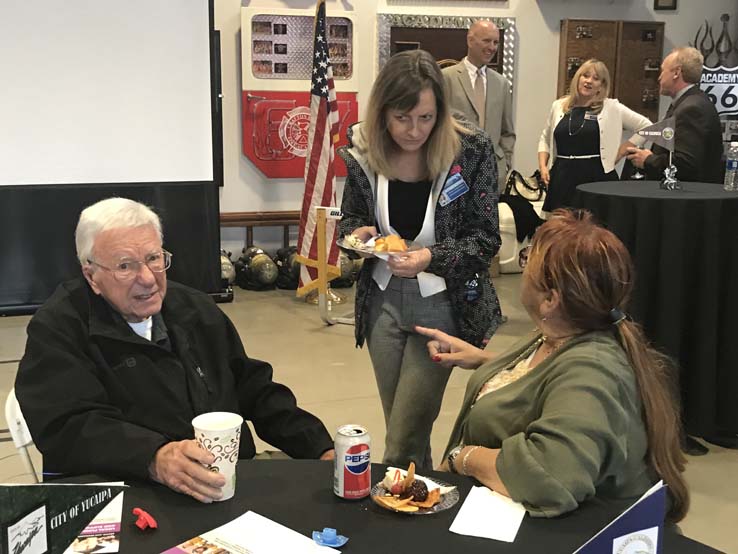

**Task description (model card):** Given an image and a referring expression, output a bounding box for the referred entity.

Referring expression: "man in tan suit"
[442,20,516,188]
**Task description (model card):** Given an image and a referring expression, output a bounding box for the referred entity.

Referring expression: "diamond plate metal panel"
[250,14,353,80]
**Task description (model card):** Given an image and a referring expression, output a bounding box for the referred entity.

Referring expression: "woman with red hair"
[418,209,688,521]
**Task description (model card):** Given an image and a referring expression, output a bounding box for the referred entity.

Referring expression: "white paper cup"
[192,411,243,501]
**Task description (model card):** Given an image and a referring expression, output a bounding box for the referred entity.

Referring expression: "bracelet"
[447,445,463,474]
[461,445,481,476]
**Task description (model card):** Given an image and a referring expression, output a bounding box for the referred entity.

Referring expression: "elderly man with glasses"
[15,197,334,503]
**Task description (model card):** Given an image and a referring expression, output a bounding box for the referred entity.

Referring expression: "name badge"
[584,113,598,121]
[439,173,469,207]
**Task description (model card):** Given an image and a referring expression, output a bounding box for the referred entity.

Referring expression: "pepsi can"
[333,424,371,499]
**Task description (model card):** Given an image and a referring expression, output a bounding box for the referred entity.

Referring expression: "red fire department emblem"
[278,106,311,157]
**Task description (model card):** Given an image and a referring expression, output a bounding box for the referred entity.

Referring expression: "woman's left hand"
[387,248,431,278]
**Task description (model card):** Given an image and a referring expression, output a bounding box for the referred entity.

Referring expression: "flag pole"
[314,207,354,325]
[295,0,342,300]
[296,0,351,324]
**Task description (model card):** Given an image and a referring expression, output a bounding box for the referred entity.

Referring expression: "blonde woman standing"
[338,50,501,470]
[538,60,652,211]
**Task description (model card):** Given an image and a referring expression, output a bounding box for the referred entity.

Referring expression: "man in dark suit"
[627,47,723,183]
[442,20,515,188]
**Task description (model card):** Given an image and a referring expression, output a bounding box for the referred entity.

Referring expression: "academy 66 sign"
[701,65,738,116]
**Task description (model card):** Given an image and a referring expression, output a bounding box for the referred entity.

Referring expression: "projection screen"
[0,0,214,186]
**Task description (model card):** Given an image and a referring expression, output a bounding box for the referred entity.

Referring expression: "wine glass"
[630,146,645,180]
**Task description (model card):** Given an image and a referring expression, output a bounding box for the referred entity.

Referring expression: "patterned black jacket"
[338,122,502,348]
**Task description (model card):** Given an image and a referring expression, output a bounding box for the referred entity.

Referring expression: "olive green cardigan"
[444,331,656,517]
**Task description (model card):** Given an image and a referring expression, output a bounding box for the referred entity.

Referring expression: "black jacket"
[644,86,723,183]
[15,278,333,480]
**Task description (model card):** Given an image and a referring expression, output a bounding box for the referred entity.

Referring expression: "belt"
[556,154,600,160]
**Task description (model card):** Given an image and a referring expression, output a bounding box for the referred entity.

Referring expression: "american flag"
[295,0,341,296]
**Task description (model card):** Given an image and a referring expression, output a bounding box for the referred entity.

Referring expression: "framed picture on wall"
[653,0,677,10]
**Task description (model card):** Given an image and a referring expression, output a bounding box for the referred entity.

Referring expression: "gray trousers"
[365,277,457,471]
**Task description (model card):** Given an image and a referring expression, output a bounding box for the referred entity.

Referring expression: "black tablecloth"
[573,181,738,438]
[98,460,717,553]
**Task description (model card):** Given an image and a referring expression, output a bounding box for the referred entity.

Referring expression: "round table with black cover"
[95,460,717,553]
[573,181,738,442]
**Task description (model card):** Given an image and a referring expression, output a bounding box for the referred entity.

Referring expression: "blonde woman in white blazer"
[538,60,652,211]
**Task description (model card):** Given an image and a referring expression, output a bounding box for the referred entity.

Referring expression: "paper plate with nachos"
[371,463,459,515]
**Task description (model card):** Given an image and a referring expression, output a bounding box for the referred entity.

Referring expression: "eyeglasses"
[88,250,172,281]
[518,245,531,269]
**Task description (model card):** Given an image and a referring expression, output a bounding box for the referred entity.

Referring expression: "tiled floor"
[1,273,736,552]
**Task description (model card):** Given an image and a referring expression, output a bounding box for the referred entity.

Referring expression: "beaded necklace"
[567,107,588,136]
[500,335,544,372]
[539,334,574,357]
[492,333,570,373]
[473,333,576,404]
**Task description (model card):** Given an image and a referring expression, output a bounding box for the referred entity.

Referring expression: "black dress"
[543,107,619,212]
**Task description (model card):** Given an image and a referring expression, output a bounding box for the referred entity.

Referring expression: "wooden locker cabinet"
[558,19,664,121]
[614,21,665,122]
[557,20,619,98]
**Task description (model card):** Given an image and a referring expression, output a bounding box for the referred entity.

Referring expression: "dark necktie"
[665,103,674,118]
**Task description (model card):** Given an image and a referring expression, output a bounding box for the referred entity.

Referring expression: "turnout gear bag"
[330,250,363,288]
[220,249,236,285]
[234,247,278,291]
[274,246,300,290]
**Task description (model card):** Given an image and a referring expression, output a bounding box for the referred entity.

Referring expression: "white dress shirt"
[463,57,486,94]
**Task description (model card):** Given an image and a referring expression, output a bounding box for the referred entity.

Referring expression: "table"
[573,181,738,439]
[103,460,717,553]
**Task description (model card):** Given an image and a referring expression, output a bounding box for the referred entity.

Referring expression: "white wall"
[219,0,736,254]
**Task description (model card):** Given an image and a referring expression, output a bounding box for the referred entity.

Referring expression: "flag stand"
[315,207,354,326]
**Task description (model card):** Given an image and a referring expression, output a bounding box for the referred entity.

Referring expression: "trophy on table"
[662,159,678,190]
[636,117,678,190]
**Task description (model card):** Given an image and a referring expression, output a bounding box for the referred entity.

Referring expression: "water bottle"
[724,142,738,191]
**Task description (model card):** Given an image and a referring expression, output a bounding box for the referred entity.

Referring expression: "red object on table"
[132,507,158,530]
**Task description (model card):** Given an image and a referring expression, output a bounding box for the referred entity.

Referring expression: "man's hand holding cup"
[149,411,243,503]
